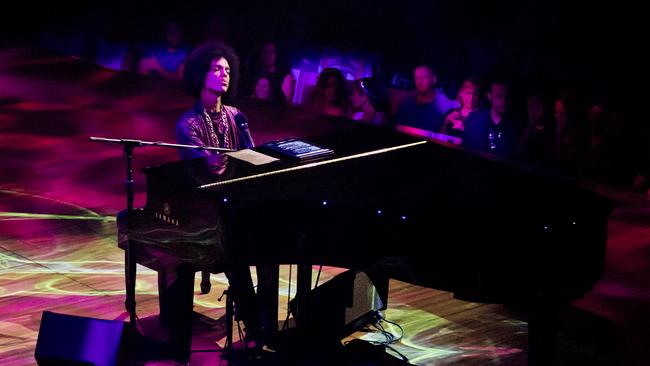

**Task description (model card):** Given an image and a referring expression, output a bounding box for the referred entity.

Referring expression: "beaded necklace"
[202,107,230,149]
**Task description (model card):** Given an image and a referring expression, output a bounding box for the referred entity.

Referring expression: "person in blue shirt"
[394,65,459,132]
[462,80,522,159]
[138,20,190,81]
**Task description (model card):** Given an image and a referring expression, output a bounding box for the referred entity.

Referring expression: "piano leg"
[294,264,313,332]
[200,270,211,294]
[150,254,191,329]
[163,264,196,363]
[256,264,280,336]
[157,266,170,326]
[125,239,137,326]
[528,297,563,366]
[224,265,262,334]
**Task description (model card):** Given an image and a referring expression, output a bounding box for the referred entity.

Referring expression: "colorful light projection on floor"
[0,212,115,221]
[0,188,526,364]
[354,306,525,364]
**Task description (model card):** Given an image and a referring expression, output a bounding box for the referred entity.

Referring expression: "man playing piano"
[176,42,272,347]
[176,42,254,158]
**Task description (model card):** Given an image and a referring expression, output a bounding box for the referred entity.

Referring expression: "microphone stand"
[89,136,234,327]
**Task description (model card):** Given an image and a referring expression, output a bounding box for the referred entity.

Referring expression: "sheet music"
[225,149,279,165]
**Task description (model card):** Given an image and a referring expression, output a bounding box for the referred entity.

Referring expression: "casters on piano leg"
[200,270,211,294]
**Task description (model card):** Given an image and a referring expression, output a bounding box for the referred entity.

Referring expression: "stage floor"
[1,47,649,365]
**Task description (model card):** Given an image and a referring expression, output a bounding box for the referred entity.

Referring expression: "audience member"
[441,78,481,136]
[245,40,295,104]
[552,92,588,174]
[516,94,557,168]
[138,20,190,82]
[249,71,287,106]
[581,101,614,182]
[393,65,459,132]
[251,73,273,100]
[350,77,390,125]
[462,80,522,159]
[309,67,351,117]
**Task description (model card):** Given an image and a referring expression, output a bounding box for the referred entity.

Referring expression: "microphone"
[234,113,255,148]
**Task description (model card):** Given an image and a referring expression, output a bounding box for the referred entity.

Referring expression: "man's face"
[488,83,509,114]
[414,66,436,93]
[204,57,230,95]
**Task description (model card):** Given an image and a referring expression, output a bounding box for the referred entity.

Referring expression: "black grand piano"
[118,102,611,365]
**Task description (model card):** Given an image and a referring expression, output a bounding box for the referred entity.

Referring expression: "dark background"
[1,0,648,188]
[3,0,647,93]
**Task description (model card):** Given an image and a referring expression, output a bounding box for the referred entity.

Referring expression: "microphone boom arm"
[89,136,236,152]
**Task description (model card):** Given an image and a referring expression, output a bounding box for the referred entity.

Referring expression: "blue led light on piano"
[400,215,407,221]
[376,209,383,215]
[223,197,228,203]
[322,201,328,206]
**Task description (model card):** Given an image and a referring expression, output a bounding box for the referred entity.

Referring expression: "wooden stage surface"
[1,47,649,365]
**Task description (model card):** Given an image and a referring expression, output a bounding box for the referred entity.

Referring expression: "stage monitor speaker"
[34,311,125,366]
[289,270,383,340]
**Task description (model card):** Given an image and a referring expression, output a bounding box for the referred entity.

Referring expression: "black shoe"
[244,325,267,351]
